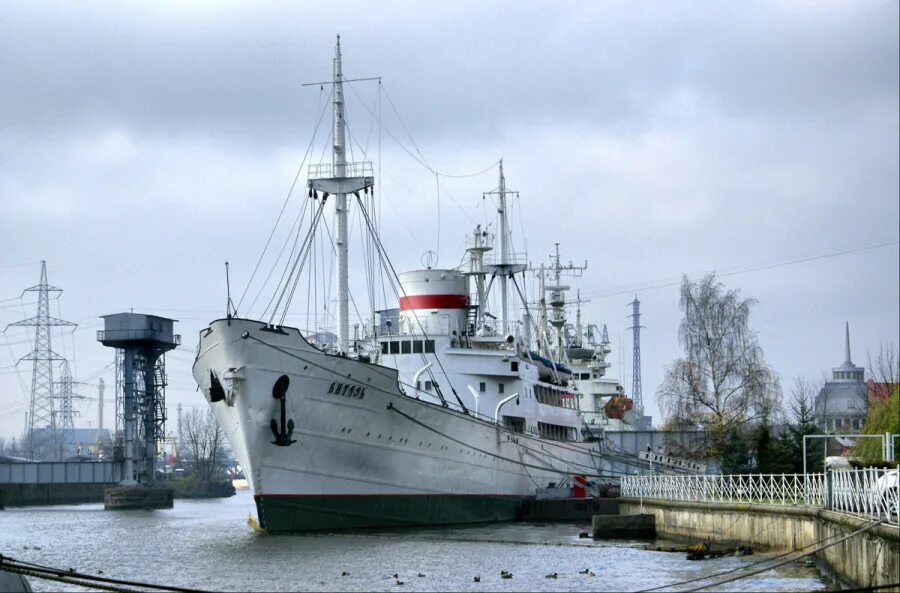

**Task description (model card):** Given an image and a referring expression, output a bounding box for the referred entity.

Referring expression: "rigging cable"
[346,81,500,179]
[266,197,328,325]
[248,198,310,316]
[237,84,333,314]
[277,200,329,326]
[353,192,468,413]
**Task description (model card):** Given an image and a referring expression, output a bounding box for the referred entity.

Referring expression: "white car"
[872,469,899,522]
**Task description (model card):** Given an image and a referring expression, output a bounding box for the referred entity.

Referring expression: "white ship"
[192,38,635,531]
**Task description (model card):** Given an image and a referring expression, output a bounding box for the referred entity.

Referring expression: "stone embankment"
[619,497,899,589]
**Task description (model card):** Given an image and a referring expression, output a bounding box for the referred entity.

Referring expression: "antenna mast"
[629,296,644,415]
[542,244,586,362]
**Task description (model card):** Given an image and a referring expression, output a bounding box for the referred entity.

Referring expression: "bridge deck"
[0,461,122,485]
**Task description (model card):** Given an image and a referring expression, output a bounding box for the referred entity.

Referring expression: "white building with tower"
[813,323,868,434]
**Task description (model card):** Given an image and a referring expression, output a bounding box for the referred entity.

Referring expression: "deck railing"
[622,469,898,526]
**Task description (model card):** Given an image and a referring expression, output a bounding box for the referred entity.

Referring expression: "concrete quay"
[104,485,174,510]
[619,497,900,589]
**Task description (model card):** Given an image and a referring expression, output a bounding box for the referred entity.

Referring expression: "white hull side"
[193,319,602,502]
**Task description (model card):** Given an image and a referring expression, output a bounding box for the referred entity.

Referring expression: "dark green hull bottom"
[255,494,525,532]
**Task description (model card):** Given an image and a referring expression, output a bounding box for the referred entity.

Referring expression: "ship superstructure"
[192,38,655,531]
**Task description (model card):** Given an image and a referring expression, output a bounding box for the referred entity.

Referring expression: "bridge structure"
[0,461,122,485]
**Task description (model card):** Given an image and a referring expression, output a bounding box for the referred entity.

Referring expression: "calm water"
[1,489,829,592]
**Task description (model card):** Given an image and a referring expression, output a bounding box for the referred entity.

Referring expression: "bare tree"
[867,342,899,386]
[657,273,781,459]
[182,408,226,482]
[789,377,821,426]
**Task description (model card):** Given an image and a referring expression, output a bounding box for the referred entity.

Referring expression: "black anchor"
[270,374,296,446]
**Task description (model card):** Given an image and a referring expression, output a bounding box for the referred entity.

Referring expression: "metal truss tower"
[52,360,84,443]
[5,261,76,460]
[629,296,644,413]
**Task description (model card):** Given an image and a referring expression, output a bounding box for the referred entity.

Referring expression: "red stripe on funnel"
[399,294,468,310]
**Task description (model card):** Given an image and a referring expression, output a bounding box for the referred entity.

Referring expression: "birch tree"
[182,408,226,482]
[658,273,781,459]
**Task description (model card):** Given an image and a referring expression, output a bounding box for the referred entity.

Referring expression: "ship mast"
[498,162,509,331]
[333,38,349,352]
[484,159,525,337]
[306,36,375,353]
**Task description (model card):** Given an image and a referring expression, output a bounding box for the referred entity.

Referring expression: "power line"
[581,238,899,301]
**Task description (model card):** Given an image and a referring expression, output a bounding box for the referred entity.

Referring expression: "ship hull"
[256,494,522,531]
[193,318,599,532]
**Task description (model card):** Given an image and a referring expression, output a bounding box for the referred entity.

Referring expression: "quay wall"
[1,479,237,508]
[619,497,899,589]
[0,483,113,507]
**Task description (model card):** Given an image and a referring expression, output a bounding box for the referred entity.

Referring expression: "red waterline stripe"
[256,493,522,499]
[399,294,468,311]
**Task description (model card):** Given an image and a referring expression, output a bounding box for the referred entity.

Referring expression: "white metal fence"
[622,469,899,525]
[830,467,899,523]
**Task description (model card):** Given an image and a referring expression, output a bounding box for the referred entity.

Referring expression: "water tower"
[97,313,179,508]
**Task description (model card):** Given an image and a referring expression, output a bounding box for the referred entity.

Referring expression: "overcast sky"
[1,1,898,441]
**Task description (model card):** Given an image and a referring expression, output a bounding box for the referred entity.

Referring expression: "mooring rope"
[635,518,883,593]
[0,554,213,593]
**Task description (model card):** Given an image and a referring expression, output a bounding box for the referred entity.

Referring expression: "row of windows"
[534,385,578,410]
[819,417,864,432]
[478,381,505,394]
[381,339,436,355]
[538,421,577,442]
[834,371,864,381]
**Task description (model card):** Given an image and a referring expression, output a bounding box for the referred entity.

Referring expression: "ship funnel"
[398,269,468,336]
